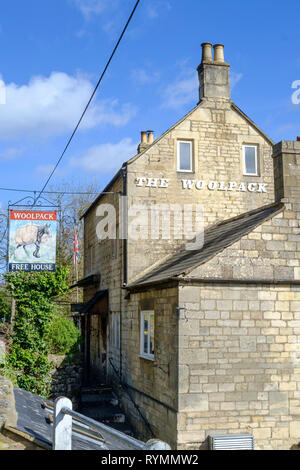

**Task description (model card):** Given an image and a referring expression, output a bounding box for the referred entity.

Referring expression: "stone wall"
[0,376,15,431]
[49,354,83,409]
[80,52,292,449]
[115,287,179,448]
[126,98,274,282]
[83,177,124,381]
[177,283,300,450]
[175,142,300,450]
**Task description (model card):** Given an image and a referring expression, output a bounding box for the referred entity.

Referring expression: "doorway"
[82,290,108,385]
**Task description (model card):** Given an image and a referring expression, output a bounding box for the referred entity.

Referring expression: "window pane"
[143,318,148,355]
[244,146,257,174]
[179,142,191,171]
[150,314,154,356]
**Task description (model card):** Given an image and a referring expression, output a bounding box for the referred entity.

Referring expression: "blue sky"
[0,0,300,208]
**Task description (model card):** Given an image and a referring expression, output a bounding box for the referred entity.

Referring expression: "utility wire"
[0,186,117,195]
[33,0,141,207]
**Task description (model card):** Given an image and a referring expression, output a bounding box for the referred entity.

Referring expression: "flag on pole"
[73,230,79,265]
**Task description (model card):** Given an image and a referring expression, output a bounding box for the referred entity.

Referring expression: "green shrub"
[3,266,70,397]
[0,289,11,323]
[45,315,81,355]
[3,345,52,396]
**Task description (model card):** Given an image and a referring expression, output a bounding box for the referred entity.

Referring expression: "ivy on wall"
[1,266,70,397]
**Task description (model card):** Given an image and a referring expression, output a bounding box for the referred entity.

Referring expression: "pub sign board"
[8,210,57,272]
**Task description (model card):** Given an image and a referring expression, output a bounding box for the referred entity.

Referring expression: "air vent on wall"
[208,434,254,450]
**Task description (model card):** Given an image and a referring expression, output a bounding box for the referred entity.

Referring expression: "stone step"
[81,384,112,394]
[79,404,125,423]
[80,390,118,406]
[79,383,133,435]
[106,422,134,437]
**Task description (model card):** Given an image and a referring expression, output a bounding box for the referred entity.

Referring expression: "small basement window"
[177,140,193,172]
[243,145,258,176]
[140,311,154,360]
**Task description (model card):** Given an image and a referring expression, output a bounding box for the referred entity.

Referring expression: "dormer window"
[177,140,193,172]
[243,145,258,176]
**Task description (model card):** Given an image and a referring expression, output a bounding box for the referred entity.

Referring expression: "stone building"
[78,43,300,450]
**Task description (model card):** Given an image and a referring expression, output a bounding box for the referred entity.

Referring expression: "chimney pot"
[201,42,213,63]
[213,44,225,63]
[137,130,154,153]
[141,131,147,144]
[147,130,154,144]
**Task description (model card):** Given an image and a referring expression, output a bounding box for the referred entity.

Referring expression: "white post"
[145,439,172,450]
[53,397,73,450]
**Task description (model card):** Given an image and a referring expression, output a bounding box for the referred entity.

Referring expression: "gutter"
[179,277,300,286]
[125,276,300,293]
[120,163,128,381]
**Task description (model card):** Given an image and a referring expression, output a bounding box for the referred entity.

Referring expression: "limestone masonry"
[77,43,300,450]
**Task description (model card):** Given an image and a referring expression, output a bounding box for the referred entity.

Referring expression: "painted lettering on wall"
[135,177,268,193]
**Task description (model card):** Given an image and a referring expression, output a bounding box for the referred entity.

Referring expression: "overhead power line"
[0,186,116,195]
[33,0,141,207]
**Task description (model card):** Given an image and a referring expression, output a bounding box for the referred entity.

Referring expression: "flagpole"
[74,229,79,304]
[75,261,79,304]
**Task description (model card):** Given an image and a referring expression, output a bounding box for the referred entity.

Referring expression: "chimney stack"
[138,130,154,153]
[272,140,300,206]
[197,42,230,101]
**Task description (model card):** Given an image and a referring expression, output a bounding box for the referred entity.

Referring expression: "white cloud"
[72,0,171,21]
[36,164,56,175]
[146,1,171,19]
[162,68,243,109]
[69,138,137,174]
[0,72,136,140]
[70,0,109,17]
[70,0,119,18]
[131,68,160,85]
[0,147,23,160]
[231,72,243,89]
[161,71,198,110]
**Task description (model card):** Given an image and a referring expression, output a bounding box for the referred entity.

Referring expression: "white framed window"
[177,140,193,172]
[140,311,154,360]
[243,145,258,176]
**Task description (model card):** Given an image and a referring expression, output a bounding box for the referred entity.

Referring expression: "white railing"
[52,397,171,451]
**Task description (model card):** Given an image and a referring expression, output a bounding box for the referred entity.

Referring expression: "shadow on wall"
[49,353,84,410]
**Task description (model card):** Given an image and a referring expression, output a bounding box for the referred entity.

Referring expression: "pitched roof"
[127,202,283,289]
[81,103,202,219]
[82,100,273,220]
[7,387,145,450]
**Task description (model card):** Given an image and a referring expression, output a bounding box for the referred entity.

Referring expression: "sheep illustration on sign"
[9,211,57,272]
[14,223,51,258]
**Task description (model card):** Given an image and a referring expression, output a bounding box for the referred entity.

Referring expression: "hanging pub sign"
[8,210,57,272]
